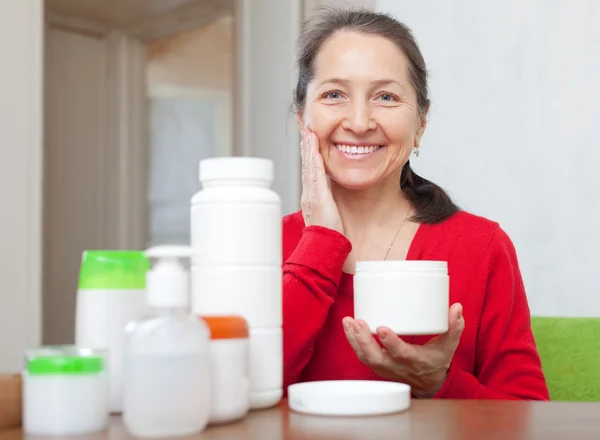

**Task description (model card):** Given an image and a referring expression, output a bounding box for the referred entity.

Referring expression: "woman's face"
[299,31,427,191]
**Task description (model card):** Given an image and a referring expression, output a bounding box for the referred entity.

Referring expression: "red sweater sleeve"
[282,225,352,391]
[435,226,549,400]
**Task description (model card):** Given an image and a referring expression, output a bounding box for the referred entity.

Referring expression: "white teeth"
[335,144,381,155]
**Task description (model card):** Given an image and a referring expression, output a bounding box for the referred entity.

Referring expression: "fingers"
[448,302,465,337]
[300,129,309,187]
[427,302,464,355]
[343,318,386,368]
[302,129,326,180]
[444,302,464,350]
[301,129,318,186]
[376,327,418,362]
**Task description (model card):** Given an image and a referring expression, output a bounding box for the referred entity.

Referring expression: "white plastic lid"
[288,380,411,416]
[145,245,194,308]
[199,157,274,183]
[355,260,447,273]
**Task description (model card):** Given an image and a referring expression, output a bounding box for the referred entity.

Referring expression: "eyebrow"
[318,77,407,92]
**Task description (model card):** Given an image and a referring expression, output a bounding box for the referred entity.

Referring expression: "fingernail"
[458,304,463,319]
[377,328,387,339]
[343,320,351,332]
[353,321,361,333]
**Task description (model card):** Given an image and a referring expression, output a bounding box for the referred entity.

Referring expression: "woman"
[282,6,549,400]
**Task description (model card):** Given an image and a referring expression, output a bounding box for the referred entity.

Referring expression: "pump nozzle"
[144,245,195,308]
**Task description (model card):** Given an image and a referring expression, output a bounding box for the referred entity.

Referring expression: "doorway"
[42,0,234,344]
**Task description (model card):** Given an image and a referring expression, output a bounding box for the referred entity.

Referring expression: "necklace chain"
[383,209,411,260]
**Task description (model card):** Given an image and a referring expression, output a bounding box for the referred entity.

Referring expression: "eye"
[322,90,343,100]
[377,92,399,102]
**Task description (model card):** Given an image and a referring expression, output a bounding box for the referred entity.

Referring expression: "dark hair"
[294,6,459,224]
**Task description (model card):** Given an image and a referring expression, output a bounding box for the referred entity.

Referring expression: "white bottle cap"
[145,245,194,308]
[199,157,274,183]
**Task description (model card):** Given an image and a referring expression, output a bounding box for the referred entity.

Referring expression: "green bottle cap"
[78,250,150,290]
[26,347,104,375]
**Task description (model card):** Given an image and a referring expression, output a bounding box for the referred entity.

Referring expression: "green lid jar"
[23,346,109,435]
[26,346,105,376]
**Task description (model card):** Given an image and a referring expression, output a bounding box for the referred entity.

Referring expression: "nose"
[341,100,376,134]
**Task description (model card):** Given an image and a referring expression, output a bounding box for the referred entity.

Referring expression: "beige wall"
[146,16,233,91]
[0,0,43,373]
[43,27,108,345]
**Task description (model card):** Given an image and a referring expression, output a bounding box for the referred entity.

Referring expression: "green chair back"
[531,316,600,402]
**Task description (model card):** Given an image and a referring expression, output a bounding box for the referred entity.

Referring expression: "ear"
[414,105,429,146]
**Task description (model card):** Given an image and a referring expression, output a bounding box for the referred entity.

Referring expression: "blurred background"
[1,0,598,372]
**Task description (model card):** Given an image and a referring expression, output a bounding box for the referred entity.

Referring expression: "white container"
[190,157,281,267]
[192,266,282,328]
[75,250,150,413]
[248,327,283,409]
[190,157,283,410]
[288,380,411,416]
[22,346,109,436]
[354,261,449,335]
[123,246,211,438]
[200,316,250,424]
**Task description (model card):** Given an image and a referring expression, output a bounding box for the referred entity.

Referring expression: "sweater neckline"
[339,222,427,298]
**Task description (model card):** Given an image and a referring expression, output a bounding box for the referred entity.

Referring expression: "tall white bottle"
[191,157,283,409]
[123,246,211,438]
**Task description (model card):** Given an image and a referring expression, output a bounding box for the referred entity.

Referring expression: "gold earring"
[413,146,419,157]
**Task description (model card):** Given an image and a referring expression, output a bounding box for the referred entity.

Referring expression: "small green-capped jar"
[23,346,109,436]
[26,346,105,376]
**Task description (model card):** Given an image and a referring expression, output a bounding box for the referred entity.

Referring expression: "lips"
[334,144,382,155]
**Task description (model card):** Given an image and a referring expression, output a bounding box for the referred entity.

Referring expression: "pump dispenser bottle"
[123,245,211,438]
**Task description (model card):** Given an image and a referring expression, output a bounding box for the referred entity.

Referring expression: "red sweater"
[282,210,549,400]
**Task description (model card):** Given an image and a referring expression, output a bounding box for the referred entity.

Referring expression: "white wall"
[0,0,43,372]
[376,0,600,317]
[234,0,302,215]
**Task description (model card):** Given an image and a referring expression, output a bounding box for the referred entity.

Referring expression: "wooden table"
[1,399,599,440]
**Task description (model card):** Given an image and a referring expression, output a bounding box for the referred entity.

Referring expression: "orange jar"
[200,316,250,424]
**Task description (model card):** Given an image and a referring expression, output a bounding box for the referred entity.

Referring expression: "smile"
[334,144,382,155]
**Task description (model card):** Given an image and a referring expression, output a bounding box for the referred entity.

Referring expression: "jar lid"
[199,157,274,183]
[26,347,104,375]
[78,250,150,289]
[355,260,448,272]
[200,316,249,340]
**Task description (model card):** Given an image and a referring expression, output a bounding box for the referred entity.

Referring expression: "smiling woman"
[282,6,549,401]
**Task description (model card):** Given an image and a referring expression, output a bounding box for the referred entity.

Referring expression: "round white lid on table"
[287,380,411,416]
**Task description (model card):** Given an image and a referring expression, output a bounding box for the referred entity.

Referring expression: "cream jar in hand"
[353,261,449,335]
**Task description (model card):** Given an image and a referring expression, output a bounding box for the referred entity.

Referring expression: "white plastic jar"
[353,261,449,335]
[22,346,108,436]
[191,157,282,410]
[201,316,250,424]
[75,250,150,413]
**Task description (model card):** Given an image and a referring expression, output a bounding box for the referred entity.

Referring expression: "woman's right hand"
[300,129,344,235]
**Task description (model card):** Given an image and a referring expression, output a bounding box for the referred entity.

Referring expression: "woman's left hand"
[343,303,464,398]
